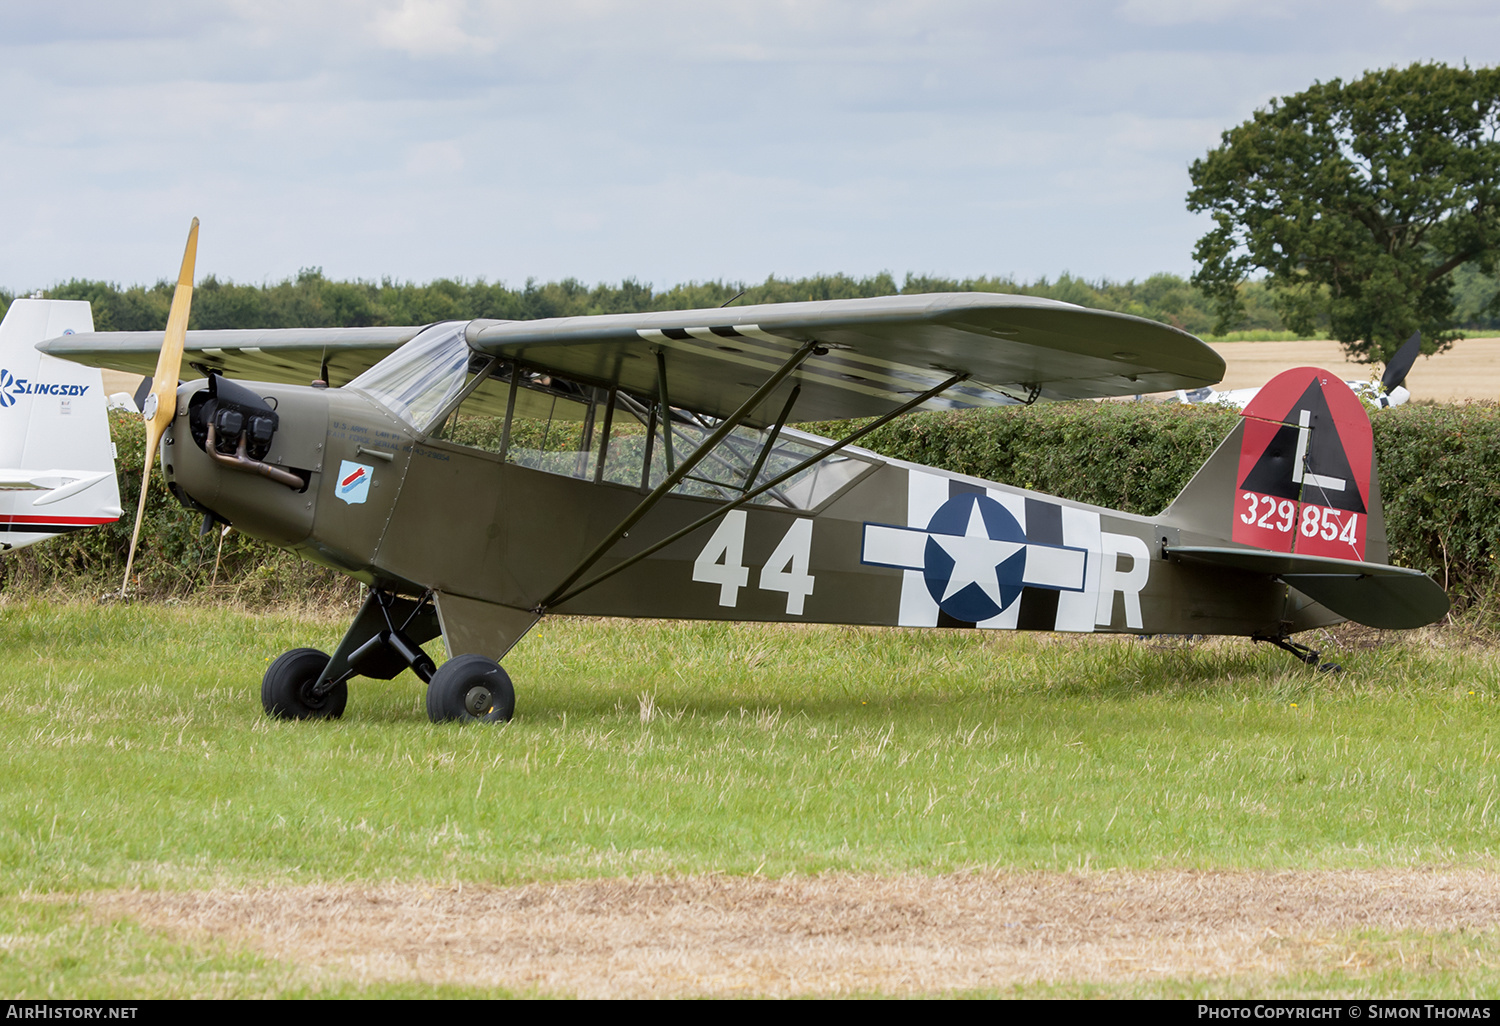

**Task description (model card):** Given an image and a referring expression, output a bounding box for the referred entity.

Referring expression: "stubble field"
[1207,337,1500,401]
[1,599,1498,998]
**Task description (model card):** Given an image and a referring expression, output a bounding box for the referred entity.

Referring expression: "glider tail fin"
[0,299,123,551]
[1160,366,1445,629]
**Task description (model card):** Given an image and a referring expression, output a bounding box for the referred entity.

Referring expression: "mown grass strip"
[2,600,1497,893]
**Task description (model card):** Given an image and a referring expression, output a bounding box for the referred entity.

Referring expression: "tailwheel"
[1256,635,1342,674]
[262,647,348,720]
[426,655,515,724]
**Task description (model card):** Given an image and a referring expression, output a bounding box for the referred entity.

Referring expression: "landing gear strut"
[1256,634,1342,674]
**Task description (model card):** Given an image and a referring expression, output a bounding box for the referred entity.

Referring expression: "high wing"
[37,325,421,388]
[462,293,1222,422]
[39,293,1223,423]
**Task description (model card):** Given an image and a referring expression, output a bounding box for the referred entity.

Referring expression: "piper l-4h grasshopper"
[41,223,1449,723]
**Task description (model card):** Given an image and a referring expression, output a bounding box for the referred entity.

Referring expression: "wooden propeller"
[120,218,198,597]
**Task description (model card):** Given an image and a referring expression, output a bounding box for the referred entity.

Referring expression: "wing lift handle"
[540,364,970,611]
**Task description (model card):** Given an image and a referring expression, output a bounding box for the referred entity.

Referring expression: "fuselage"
[162,375,1339,641]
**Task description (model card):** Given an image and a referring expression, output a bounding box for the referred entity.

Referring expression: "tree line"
[3,265,1496,349]
[0,269,1294,337]
[0,267,1455,340]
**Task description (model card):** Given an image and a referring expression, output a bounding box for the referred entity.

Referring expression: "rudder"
[0,299,122,551]
[1161,367,1387,563]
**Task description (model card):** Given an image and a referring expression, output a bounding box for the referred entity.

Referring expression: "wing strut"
[655,348,675,474]
[539,340,821,608]
[744,384,801,491]
[545,370,969,610]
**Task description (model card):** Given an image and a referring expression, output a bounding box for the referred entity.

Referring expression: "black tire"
[426,655,515,724]
[261,647,347,720]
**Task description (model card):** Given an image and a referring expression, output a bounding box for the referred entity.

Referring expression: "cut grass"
[0,895,530,999]
[2,600,1497,887]
[2,599,1498,996]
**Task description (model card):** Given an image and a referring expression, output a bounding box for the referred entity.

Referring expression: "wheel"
[426,655,515,724]
[261,647,347,720]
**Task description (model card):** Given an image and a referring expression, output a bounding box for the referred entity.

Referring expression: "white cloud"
[1376,0,1493,12]
[0,1,1498,291]
[370,0,497,57]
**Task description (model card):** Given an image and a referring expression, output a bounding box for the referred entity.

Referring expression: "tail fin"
[0,299,122,551]
[1161,367,1446,629]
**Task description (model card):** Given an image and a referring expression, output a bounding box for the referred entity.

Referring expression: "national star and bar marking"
[861,492,1088,624]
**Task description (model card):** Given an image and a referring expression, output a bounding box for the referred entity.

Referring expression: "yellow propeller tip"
[176,220,200,287]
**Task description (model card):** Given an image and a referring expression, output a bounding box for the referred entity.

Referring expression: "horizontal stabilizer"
[1167,546,1448,629]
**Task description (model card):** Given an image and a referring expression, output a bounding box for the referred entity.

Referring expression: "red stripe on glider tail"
[0,514,118,526]
[1232,367,1374,561]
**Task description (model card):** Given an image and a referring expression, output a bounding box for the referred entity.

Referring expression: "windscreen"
[347,321,472,433]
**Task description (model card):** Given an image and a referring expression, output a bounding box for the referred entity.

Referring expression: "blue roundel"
[922,493,1028,623]
[0,369,14,408]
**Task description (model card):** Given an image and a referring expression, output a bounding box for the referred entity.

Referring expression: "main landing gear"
[262,647,348,719]
[260,588,515,723]
[426,654,515,723]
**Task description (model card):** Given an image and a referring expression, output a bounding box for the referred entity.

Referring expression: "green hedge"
[809,401,1243,517]
[7,403,1500,618]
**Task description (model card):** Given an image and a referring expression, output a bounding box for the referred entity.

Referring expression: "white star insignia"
[931,500,1024,605]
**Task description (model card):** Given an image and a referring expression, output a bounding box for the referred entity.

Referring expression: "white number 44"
[693,512,815,615]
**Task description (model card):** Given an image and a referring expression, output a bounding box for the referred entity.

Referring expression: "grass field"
[3,599,1499,997]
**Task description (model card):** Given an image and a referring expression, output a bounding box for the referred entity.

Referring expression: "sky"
[1,0,1496,293]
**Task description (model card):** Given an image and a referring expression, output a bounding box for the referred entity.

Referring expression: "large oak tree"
[1188,62,1500,363]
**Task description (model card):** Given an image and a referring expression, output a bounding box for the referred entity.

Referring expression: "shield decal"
[336,460,374,505]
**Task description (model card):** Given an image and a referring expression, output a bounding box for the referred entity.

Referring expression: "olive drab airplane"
[38,223,1449,723]
[0,298,122,551]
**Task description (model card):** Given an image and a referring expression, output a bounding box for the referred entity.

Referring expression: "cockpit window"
[376,332,878,512]
[347,321,472,433]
